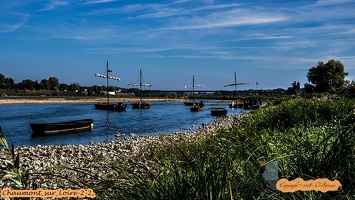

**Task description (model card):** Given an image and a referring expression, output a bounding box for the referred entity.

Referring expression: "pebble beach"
[0,98,246,191]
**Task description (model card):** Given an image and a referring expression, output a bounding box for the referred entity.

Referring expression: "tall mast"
[234,72,237,101]
[128,69,152,101]
[106,61,109,105]
[184,75,204,100]
[224,72,249,101]
[140,69,142,101]
[192,75,195,102]
[95,61,120,104]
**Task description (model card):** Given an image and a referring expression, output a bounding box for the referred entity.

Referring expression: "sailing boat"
[224,72,248,108]
[94,61,127,111]
[129,69,152,109]
[183,76,204,106]
[185,75,205,112]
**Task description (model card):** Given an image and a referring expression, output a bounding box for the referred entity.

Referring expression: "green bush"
[93,97,355,199]
[2,97,353,199]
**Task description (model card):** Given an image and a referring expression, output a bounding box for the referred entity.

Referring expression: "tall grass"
[1,97,354,199]
[0,126,32,191]
[95,97,354,200]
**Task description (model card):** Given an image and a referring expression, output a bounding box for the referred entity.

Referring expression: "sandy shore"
[0,97,169,105]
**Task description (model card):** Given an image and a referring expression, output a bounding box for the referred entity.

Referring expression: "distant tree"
[271,88,287,95]
[338,80,355,98]
[307,59,348,93]
[69,82,81,92]
[108,86,117,92]
[34,80,42,90]
[304,83,314,94]
[0,74,16,89]
[40,79,50,90]
[287,81,301,95]
[58,83,68,91]
[48,77,59,90]
[87,89,94,96]
[91,85,101,95]
[6,78,16,89]
[18,79,36,90]
[0,74,6,89]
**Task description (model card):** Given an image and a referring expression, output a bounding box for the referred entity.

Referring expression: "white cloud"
[48,26,116,41]
[172,0,192,4]
[328,29,355,35]
[82,0,117,5]
[39,0,69,11]
[312,0,354,6]
[165,9,286,30]
[85,4,164,16]
[236,35,293,41]
[0,12,28,32]
[134,3,242,19]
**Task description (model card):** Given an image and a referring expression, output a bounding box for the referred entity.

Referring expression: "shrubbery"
[1,97,354,199]
[102,97,355,199]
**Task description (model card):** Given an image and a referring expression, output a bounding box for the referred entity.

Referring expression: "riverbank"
[0,97,168,105]
[0,113,245,190]
[0,97,231,105]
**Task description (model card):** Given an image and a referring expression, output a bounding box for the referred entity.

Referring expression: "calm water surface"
[0,101,244,146]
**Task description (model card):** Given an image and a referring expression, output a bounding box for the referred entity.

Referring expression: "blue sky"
[1,0,354,90]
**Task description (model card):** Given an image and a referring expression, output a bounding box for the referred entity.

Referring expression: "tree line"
[1,59,355,97]
[286,59,355,97]
[0,75,109,96]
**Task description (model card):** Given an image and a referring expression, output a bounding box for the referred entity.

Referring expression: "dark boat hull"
[132,102,150,109]
[211,108,228,116]
[229,103,244,108]
[228,97,262,110]
[190,101,205,112]
[30,119,94,135]
[94,103,127,111]
[184,102,194,106]
[243,97,262,110]
[190,105,204,112]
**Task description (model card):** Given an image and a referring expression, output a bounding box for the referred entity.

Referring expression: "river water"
[0,101,244,147]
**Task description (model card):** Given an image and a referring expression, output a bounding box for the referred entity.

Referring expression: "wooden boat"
[211,108,228,116]
[182,92,196,106]
[131,101,151,109]
[129,69,152,109]
[230,101,244,108]
[94,61,126,112]
[30,119,94,135]
[224,72,248,108]
[243,97,262,109]
[190,101,205,112]
[185,75,205,112]
[94,102,127,111]
[183,102,194,106]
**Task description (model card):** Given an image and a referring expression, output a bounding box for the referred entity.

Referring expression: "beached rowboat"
[30,119,94,135]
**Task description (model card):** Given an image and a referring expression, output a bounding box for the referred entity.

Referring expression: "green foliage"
[97,97,355,199]
[286,81,300,95]
[0,126,8,149]
[245,97,355,131]
[307,59,348,93]
[237,97,355,198]
[0,127,31,190]
[1,97,354,199]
